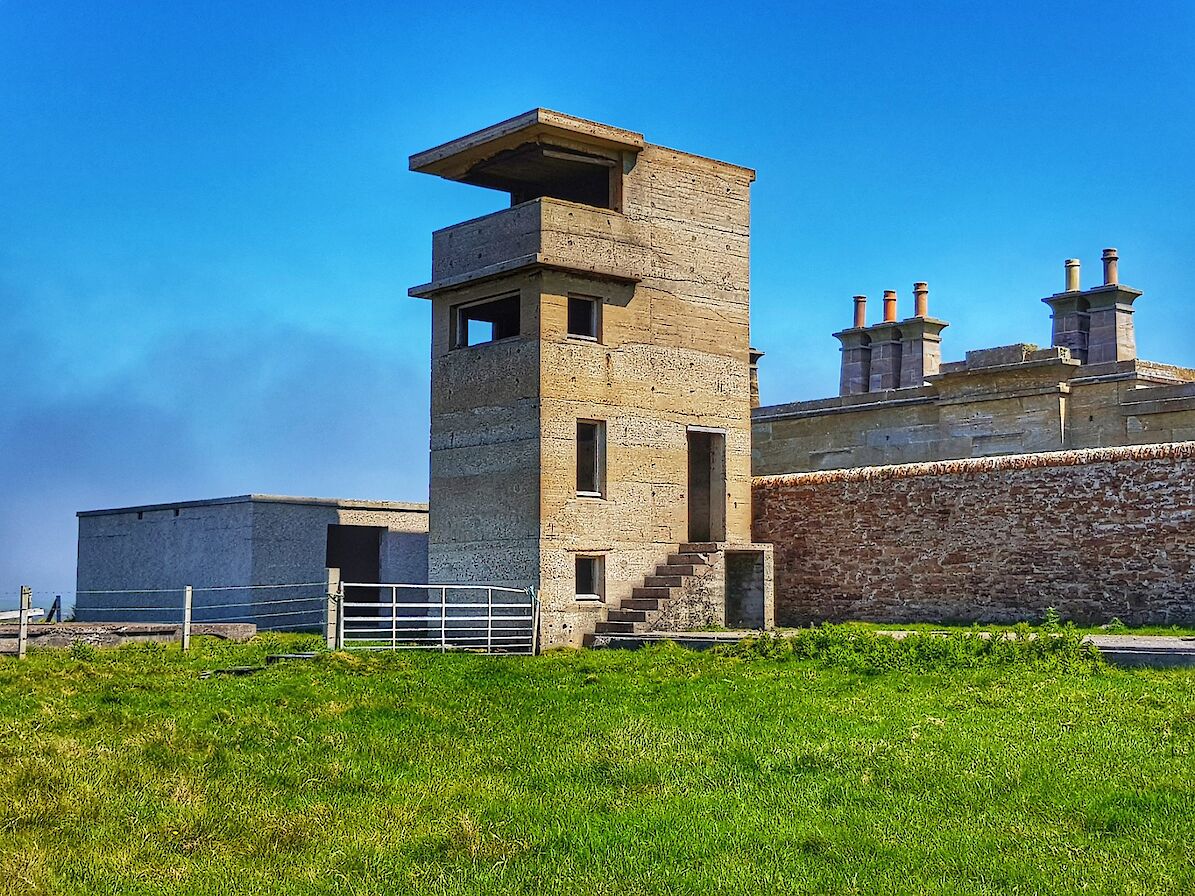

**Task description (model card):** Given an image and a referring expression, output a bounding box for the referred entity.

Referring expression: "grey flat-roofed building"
[76,495,429,629]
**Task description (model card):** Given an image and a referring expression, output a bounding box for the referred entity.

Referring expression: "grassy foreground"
[1,631,1192,895]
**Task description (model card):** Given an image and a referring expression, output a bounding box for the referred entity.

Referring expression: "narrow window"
[453,294,520,348]
[576,420,605,497]
[567,296,600,341]
[575,555,604,601]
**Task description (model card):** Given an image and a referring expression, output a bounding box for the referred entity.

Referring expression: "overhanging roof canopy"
[409,108,645,185]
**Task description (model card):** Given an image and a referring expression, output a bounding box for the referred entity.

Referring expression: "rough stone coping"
[78,494,429,517]
[753,441,1195,487]
[0,622,257,652]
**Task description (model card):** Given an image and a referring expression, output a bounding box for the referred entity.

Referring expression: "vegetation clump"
[715,623,1103,673]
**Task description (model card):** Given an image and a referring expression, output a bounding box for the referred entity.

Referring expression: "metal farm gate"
[338,583,539,654]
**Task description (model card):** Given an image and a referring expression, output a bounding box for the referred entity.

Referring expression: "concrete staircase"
[592,543,718,634]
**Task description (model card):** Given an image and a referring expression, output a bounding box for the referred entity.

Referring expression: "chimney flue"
[1102,248,1119,286]
[883,290,898,322]
[1065,258,1081,292]
[852,295,867,329]
[913,282,929,318]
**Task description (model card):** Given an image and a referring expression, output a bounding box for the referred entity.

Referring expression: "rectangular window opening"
[576,420,605,497]
[567,296,600,341]
[575,555,605,601]
[453,294,520,349]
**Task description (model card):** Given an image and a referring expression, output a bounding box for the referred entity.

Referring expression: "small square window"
[567,296,600,341]
[576,420,605,496]
[575,555,605,601]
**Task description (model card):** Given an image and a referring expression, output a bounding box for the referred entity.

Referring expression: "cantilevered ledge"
[410,108,646,181]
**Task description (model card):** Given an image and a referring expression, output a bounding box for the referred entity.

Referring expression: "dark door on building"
[687,429,727,543]
[326,524,383,613]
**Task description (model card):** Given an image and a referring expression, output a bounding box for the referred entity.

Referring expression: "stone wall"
[752,442,1195,627]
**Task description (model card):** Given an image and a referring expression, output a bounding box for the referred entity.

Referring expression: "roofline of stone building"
[754,356,1195,422]
[78,495,430,518]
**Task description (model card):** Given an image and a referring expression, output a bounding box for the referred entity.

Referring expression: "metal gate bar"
[339,583,538,655]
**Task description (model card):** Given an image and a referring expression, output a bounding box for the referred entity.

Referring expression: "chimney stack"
[913,282,929,318]
[1087,249,1141,365]
[868,291,903,392]
[833,297,872,396]
[883,289,898,322]
[1065,258,1081,292]
[898,282,948,388]
[1102,248,1119,286]
[1045,250,1142,365]
[748,347,764,409]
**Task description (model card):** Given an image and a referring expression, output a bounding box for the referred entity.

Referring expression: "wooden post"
[17,585,31,660]
[325,567,341,649]
[181,585,193,651]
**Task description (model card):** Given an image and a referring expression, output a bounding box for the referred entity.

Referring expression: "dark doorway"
[687,430,727,543]
[326,525,383,612]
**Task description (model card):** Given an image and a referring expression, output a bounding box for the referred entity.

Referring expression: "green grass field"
[2,631,1192,895]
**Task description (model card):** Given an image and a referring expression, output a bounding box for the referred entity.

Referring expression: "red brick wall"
[752,442,1195,627]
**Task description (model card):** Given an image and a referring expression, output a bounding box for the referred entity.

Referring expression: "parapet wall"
[752,442,1195,626]
[753,354,1195,475]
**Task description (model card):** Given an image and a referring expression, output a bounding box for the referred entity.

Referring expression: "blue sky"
[2,1,1193,604]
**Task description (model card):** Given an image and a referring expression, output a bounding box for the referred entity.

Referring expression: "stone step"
[679,542,720,553]
[630,586,669,600]
[606,608,647,623]
[594,620,635,634]
[667,553,711,567]
[644,575,683,588]
[655,563,698,577]
[624,596,664,610]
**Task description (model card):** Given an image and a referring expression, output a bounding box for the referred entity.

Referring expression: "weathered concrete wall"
[426,273,543,593]
[76,500,254,623]
[754,347,1195,475]
[77,496,428,629]
[417,123,759,648]
[533,146,757,646]
[752,442,1195,627]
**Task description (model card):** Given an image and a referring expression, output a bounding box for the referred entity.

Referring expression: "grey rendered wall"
[75,502,254,623]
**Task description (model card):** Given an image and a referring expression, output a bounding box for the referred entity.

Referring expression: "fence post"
[181,585,193,651]
[335,580,345,651]
[48,595,62,623]
[325,567,341,649]
[17,585,31,660]
[486,588,493,654]
[440,587,447,653]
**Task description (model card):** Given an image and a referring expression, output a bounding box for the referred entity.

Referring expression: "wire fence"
[3,573,540,658]
[74,582,330,631]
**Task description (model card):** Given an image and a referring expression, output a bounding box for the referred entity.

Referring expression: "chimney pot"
[1102,248,1119,286]
[883,289,898,322]
[852,295,867,329]
[913,282,929,318]
[1065,258,1081,292]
